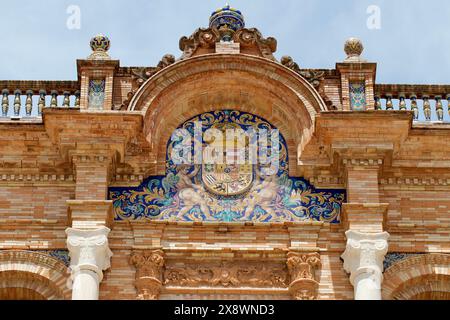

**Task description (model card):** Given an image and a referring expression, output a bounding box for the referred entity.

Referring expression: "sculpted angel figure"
[175,165,211,219]
[243,174,280,220]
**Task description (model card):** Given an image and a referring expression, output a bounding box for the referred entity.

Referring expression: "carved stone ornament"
[280,55,325,89]
[164,261,288,288]
[179,27,277,60]
[66,227,113,286]
[120,54,176,110]
[130,250,165,300]
[286,252,321,300]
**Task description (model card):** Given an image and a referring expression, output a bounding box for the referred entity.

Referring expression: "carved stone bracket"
[286,252,321,300]
[130,250,165,300]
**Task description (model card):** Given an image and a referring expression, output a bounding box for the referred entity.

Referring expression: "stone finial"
[344,37,366,62]
[88,34,111,60]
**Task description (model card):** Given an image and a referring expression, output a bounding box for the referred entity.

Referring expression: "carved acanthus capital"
[286,252,321,300]
[130,250,165,300]
[341,230,389,286]
[66,227,113,286]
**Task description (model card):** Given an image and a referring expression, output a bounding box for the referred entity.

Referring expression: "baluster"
[423,96,431,121]
[435,96,444,121]
[38,90,46,115]
[447,94,450,118]
[13,89,21,117]
[63,91,70,107]
[399,95,407,111]
[1,89,9,117]
[50,90,58,107]
[25,90,33,116]
[386,95,393,110]
[410,95,418,120]
[74,91,80,108]
[374,96,381,110]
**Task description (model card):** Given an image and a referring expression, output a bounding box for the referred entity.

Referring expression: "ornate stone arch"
[0,250,71,300]
[382,254,450,300]
[128,54,327,176]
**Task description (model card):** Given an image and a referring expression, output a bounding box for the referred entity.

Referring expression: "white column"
[66,227,113,300]
[341,230,389,300]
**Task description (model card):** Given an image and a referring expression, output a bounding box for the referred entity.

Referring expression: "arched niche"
[129,54,327,176]
[382,254,450,300]
[0,251,71,300]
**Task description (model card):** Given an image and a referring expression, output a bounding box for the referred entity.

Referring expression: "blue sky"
[0,0,449,84]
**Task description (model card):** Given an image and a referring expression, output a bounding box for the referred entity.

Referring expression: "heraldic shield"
[202,163,254,196]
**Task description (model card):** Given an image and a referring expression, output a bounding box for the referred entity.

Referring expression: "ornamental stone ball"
[88,34,111,60]
[344,37,365,62]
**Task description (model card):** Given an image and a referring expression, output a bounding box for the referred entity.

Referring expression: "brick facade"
[0,7,449,300]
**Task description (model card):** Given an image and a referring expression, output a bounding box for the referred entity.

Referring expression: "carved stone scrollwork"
[179,28,220,60]
[286,252,321,300]
[130,250,165,300]
[233,28,277,60]
[164,261,288,288]
[120,54,175,110]
[179,27,277,60]
[280,56,325,89]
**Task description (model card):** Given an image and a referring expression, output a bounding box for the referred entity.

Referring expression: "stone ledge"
[67,200,113,229]
[342,203,389,233]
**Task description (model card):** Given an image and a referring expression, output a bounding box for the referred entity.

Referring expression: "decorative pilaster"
[66,227,113,300]
[286,252,321,300]
[341,230,389,300]
[130,250,165,300]
[337,38,376,111]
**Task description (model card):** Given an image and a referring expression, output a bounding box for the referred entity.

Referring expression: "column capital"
[286,251,321,300]
[129,249,165,300]
[66,227,113,285]
[341,230,389,285]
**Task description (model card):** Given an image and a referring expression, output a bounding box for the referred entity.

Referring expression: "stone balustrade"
[375,84,450,122]
[0,81,80,119]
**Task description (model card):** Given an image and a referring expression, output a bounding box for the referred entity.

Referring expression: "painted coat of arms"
[202,163,253,196]
[109,110,345,223]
